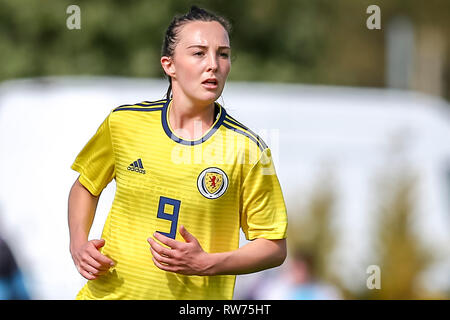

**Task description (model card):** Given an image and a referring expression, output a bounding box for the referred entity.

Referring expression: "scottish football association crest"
[197,167,228,199]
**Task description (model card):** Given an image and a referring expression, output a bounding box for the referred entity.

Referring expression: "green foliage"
[288,162,447,299]
[0,0,448,98]
[286,169,353,298]
[367,171,437,299]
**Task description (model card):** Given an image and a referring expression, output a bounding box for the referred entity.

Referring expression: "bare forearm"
[68,178,115,280]
[68,178,99,250]
[207,238,287,276]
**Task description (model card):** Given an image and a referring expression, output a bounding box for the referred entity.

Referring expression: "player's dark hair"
[161,5,232,100]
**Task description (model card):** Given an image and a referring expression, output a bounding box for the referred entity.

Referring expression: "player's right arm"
[68,178,114,280]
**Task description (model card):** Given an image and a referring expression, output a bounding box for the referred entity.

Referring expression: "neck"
[169,96,216,141]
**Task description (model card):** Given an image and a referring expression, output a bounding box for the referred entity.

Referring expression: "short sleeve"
[71,114,115,196]
[240,148,288,240]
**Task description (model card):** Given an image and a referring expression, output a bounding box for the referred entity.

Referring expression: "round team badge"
[197,167,228,199]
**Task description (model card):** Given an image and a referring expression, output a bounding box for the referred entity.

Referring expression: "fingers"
[76,259,102,280]
[147,237,174,258]
[72,239,114,280]
[82,260,104,276]
[147,234,181,273]
[179,225,197,243]
[151,257,176,273]
[77,253,110,280]
[89,244,115,267]
[91,239,106,249]
[153,232,180,249]
[147,228,207,276]
[77,266,98,280]
[84,252,111,272]
[149,245,172,265]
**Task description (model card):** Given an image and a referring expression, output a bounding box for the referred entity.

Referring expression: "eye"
[220,52,229,58]
[194,51,204,57]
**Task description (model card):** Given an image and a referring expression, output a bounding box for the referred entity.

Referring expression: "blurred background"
[0,0,449,299]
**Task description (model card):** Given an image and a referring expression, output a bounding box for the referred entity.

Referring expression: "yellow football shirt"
[71,98,287,300]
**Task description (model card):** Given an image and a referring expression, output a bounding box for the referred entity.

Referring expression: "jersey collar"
[161,99,227,146]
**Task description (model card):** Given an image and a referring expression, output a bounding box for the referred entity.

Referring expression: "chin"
[197,91,222,104]
[180,87,223,106]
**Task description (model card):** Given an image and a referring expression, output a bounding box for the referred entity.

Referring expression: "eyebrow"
[187,45,230,50]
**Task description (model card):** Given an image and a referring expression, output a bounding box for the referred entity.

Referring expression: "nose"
[206,52,218,72]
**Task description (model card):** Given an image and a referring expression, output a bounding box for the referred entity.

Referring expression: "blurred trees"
[289,164,446,299]
[0,0,448,100]
[367,171,432,299]
[287,169,353,299]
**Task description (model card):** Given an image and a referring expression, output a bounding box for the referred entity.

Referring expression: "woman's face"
[162,21,231,105]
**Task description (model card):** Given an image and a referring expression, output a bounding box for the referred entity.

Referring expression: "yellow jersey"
[71,98,287,299]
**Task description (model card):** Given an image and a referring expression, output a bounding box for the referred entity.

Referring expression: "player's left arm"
[147,225,286,276]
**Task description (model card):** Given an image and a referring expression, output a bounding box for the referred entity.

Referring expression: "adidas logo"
[127,158,146,174]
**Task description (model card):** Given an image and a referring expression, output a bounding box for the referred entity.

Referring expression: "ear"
[161,56,176,78]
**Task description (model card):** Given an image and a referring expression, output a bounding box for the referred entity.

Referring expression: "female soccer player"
[68,6,288,299]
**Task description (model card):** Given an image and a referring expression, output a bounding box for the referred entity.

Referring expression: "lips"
[202,78,218,88]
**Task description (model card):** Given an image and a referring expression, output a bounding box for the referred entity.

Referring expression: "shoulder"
[111,98,167,113]
[221,108,268,153]
[107,98,167,128]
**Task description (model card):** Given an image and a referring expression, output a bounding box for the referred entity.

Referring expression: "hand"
[147,225,213,276]
[70,239,115,280]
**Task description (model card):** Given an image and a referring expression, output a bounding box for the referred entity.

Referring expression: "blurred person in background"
[245,250,341,300]
[0,236,30,299]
